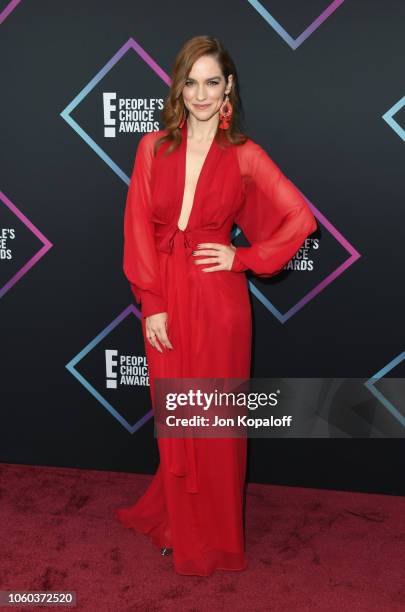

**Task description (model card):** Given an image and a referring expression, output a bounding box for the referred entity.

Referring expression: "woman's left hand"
[192,242,237,272]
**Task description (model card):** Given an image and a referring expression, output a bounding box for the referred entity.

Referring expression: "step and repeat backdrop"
[1,0,404,494]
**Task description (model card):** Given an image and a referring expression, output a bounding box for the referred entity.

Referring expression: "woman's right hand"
[145,312,174,353]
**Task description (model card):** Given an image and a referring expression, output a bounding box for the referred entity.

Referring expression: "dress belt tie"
[155,224,230,494]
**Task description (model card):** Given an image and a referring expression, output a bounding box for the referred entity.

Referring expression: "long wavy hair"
[153,35,248,157]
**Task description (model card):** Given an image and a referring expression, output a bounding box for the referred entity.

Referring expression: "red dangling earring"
[219,94,233,129]
[179,109,187,128]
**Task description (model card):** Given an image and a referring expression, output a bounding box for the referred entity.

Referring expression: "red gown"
[116,121,317,576]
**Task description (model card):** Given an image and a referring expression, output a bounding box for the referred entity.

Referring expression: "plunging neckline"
[177,121,217,232]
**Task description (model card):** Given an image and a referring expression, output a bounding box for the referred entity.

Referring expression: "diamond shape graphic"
[364,351,405,428]
[65,304,152,433]
[245,0,345,49]
[233,189,361,323]
[382,96,405,141]
[60,37,171,184]
[0,190,53,299]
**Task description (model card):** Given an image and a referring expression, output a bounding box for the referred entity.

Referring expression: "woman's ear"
[226,73,234,95]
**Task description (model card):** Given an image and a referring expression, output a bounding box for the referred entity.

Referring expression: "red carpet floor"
[0,462,404,611]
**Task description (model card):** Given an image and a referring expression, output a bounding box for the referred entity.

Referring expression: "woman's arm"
[123,133,167,318]
[232,140,317,277]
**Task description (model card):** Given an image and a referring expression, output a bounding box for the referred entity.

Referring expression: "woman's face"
[182,54,233,123]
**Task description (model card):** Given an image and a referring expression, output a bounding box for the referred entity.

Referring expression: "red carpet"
[0,462,404,611]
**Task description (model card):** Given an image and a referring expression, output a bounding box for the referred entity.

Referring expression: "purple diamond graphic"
[0,190,53,299]
[246,0,345,49]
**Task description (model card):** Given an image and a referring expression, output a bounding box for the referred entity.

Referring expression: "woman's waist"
[154,224,231,256]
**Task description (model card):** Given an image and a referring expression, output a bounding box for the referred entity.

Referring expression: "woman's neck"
[186,115,219,142]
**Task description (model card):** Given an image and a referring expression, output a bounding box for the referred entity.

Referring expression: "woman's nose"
[196,86,207,100]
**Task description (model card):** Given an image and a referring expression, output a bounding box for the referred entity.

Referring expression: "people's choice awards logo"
[284,237,318,272]
[0,228,15,260]
[66,306,153,433]
[105,349,149,389]
[103,94,163,137]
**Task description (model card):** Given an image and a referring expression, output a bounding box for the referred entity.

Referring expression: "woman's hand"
[192,243,237,272]
[145,312,173,353]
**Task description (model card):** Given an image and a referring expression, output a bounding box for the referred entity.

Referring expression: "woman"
[116,35,317,576]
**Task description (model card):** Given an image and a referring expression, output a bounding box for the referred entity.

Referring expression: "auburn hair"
[153,35,248,157]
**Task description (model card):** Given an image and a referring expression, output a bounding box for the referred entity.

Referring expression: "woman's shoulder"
[139,128,168,147]
[236,135,267,155]
[136,129,170,161]
[235,135,270,176]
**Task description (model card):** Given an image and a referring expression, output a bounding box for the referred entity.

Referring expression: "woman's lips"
[194,104,211,109]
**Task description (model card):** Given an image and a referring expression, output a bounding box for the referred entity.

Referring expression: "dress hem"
[115,507,248,577]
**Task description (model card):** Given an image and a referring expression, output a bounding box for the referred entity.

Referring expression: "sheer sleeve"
[231,140,317,277]
[123,133,167,318]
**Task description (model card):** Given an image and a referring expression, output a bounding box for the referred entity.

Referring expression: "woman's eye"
[184,80,220,86]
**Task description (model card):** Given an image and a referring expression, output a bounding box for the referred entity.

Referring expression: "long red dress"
[116,121,317,576]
